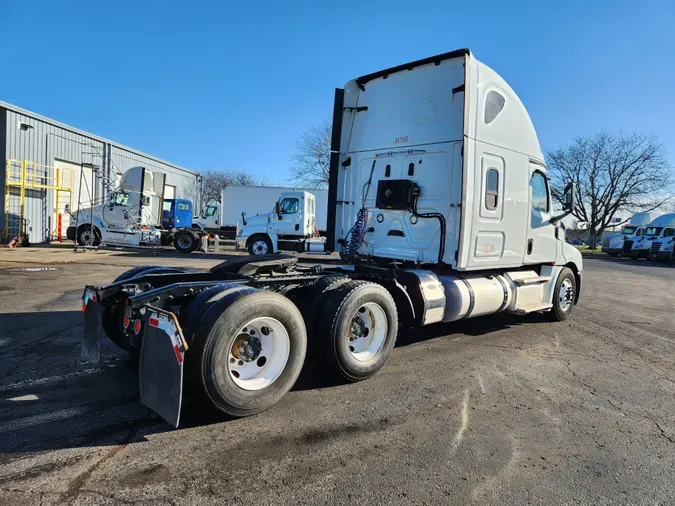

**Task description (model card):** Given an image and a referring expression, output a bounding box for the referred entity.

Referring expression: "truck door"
[102,191,130,230]
[274,196,302,235]
[524,167,558,265]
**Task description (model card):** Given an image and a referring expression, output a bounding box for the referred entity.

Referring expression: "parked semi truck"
[601,212,651,256]
[194,185,328,238]
[624,213,675,259]
[236,190,327,255]
[66,167,210,253]
[80,49,582,427]
[66,166,166,247]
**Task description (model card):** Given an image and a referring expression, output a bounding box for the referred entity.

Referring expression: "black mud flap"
[82,289,103,364]
[139,308,188,428]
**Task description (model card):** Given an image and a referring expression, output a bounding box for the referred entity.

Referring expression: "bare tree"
[290,119,332,188]
[183,169,263,215]
[547,132,674,248]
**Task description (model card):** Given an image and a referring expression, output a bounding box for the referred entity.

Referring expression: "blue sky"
[1,0,674,184]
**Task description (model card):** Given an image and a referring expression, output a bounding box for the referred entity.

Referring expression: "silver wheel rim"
[227,317,290,391]
[177,235,192,249]
[80,230,94,245]
[252,240,268,255]
[348,302,387,362]
[559,278,574,312]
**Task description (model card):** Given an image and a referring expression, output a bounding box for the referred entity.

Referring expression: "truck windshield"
[110,192,129,206]
[162,201,172,212]
[621,226,637,234]
[644,227,663,236]
[279,198,299,214]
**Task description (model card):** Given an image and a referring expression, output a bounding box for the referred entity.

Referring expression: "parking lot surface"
[0,247,674,505]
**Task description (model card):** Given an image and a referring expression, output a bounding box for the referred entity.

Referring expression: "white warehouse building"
[0,101,200,243]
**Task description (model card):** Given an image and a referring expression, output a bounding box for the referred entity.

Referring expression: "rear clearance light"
[149,316,160,327]
[133,319,142,335]
[123,314,131,329]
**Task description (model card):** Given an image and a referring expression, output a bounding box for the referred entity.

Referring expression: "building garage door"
[55,160,94,234]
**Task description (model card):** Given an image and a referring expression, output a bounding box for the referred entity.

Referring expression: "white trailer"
[81,49,583,428]
[195,185,328,237]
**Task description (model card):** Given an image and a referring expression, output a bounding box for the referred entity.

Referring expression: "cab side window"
[485,168,499,210]
[530,172,549,213]
[206,206,217,217]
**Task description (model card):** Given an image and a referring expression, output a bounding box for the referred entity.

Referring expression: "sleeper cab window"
[484,91,505,124]
[530,172,549,213]
[485,168,499,210]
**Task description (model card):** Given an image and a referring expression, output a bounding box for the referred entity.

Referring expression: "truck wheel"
[548,267,576,322]
[173,230,199,253]
[318,281,398,382]
[607,252,619,257]
[191,290,307,417]
[301,275,351,339]
[102,266,184,357]
[76,224,101,246]
[248,235,273,255]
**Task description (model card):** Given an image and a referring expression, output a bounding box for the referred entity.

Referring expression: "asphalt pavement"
[0,249,674,505]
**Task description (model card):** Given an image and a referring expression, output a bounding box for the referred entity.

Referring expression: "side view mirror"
[562,182,576,213]
[64,204,70,212]
[241,211,247,226]
[275,201,281,219]
[550,182,576,226]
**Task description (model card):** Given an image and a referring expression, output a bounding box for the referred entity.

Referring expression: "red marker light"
[133,319,142,335]
[123,314,130,329]
[149,316,160,328]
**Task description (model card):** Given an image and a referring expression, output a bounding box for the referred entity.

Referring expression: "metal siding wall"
[2,108,198,243]
[0,107,6,233]
[5,110,105,242]
[109,146,198,201]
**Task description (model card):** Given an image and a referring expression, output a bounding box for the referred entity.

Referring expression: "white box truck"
[194,185,328,238]
[80,49,582,428]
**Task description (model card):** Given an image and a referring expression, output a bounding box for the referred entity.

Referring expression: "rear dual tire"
[317,281,398,382]
[190,289,307,418]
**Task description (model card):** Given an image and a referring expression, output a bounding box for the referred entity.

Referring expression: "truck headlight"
[237,229,243,237]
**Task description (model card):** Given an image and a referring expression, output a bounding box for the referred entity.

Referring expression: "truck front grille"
[623,240,633,254]
[651,242,662,256]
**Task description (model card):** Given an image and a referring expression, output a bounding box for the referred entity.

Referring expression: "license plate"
[82,289,103,364]
[139,308,188,428]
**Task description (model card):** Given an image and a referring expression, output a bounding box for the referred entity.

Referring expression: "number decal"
[394,136,408,144]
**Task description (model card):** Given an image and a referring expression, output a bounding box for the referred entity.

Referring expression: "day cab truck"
[65,166,210,253]
[624,213,675,259]
[194,185,328,239]
[80,49,582,427]
[601,212,651,256]
[235,190,327,255]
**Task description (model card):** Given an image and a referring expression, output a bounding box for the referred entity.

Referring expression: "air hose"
[409,185,446,264]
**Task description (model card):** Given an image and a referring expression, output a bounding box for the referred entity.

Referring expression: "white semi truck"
[195,185,328,238]
[80,49,583,428]
[601,212,651,256]
[624,213,675,259]
[66,166,165,247]
[235,190,327,255]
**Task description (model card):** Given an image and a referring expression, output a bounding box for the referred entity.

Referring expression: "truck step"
[512,303,553,315]
[513,276,551,286]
